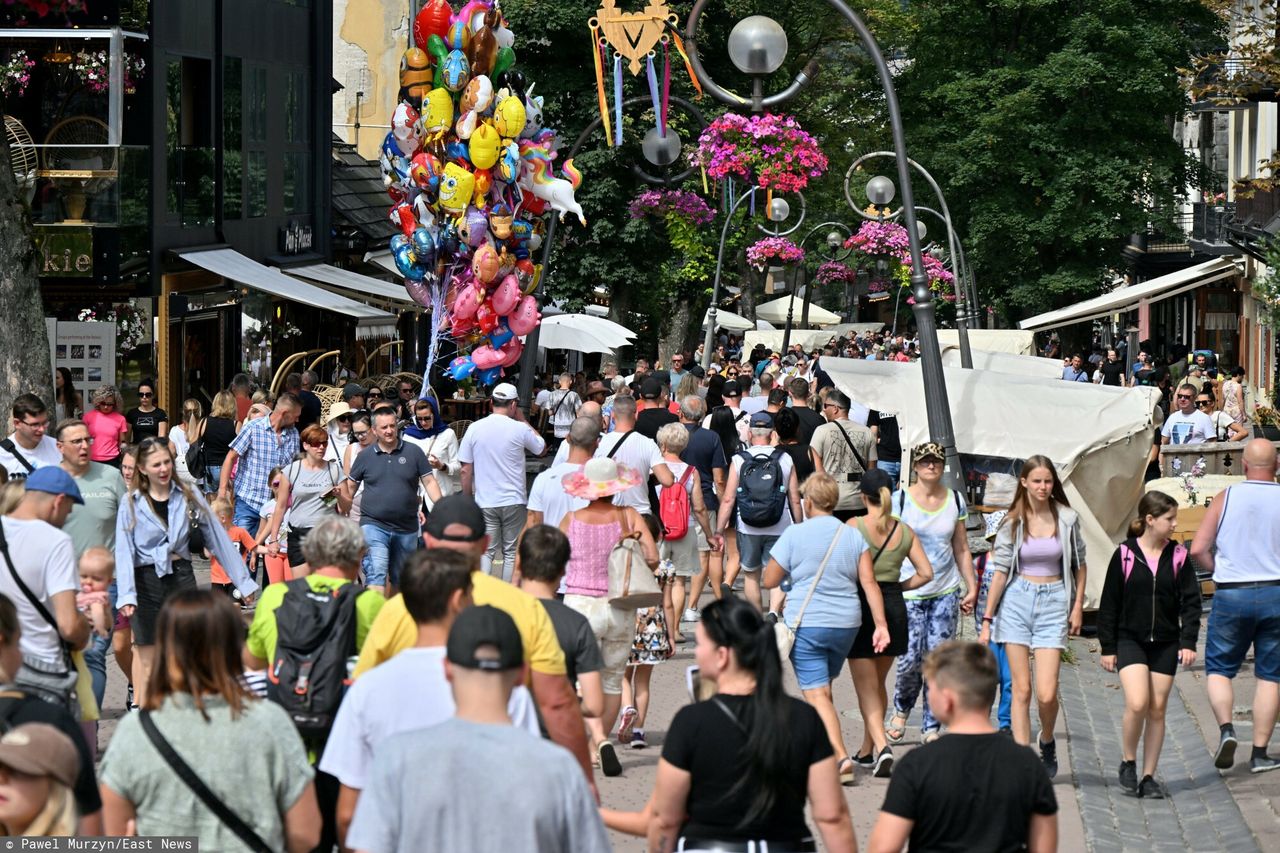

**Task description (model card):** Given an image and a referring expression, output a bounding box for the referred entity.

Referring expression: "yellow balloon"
[422,88,454,136]
[470,122,500,170]
[438,162,476,215]
[494,95,526,139]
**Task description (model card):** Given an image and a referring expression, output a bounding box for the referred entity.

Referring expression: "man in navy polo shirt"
[342,408,440,594]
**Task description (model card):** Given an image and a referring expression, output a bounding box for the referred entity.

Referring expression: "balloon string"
[646,55,662,136]
[613,53,624,147]
[701,164,708,194]
[590,26,611,146]
[669,32,703,97]
[661,42,671,136]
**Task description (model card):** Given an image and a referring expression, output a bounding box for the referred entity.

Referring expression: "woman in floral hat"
[559,458,659,778]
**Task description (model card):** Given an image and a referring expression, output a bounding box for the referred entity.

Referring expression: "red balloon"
[521,195,549,216]
[414,0,453,48]
[475,300,499,334]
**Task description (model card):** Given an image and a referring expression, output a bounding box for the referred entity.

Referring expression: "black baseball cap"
[689,364,706,379]
[859,467,895,495]
[640,377,664,400]
[341,382,365,401]
[424,494,486,542]
[722,379,741,398]
[446,605,524,671]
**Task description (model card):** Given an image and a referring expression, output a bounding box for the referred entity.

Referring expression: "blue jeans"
[1206,585,1280,682]
[234,496,262,537]
[990,640,1012,728]
[204,465,222,496]
[83,633,111,709]
[790,625,859,690]
[362,524,420,589]
[877,460,901,483]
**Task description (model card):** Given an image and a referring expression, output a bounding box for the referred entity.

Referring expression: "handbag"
[186,498,206,557]
[606,509,663,609]
[775,525,845,659]
[140,710,274,853]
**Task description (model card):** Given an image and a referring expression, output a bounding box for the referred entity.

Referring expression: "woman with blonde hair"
[114,439,258,706]
[846,468,934,777]
[168,399,204,488]
[979,454,1088,778]
[764,472,889,785]
[0,723,80,836]
[99,590,320,849]
[83,386,128,468]
[201,391,238,493]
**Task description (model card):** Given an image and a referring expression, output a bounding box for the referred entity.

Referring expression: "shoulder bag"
[140,710,274,853]
[0,439,35,479]
[775,525,845,659]
[0,520,73,673]
[606,509,663,609]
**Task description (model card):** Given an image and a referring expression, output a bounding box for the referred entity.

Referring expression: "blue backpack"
[736,449,787,527]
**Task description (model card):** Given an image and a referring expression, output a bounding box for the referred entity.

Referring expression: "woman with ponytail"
[1096,491,1200,798]
[846,468,934,778]
[979,455,1087,779]
[648,597,854,853]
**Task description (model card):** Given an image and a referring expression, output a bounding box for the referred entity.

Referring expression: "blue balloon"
[393,244,426,281]
[475,366,502,385]
[445,141,470,163]
[390,234,410,252]
[446,356,477,381]
[411,227,436,267]
[488,323,514,348]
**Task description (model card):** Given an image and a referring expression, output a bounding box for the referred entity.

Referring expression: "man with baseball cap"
[347,605,609,851]
[459,383,546,578]
[703,378,752,445]
[1,467,91,709]
[354,494,595,794]
[636,377,678,440]
[341,382,367,412]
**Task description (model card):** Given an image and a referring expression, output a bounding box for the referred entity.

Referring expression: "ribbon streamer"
[613,53,624,147]
[646,54,663,137]
[669,32,703,97]
[661,42,671,137]
[590,26,612,146]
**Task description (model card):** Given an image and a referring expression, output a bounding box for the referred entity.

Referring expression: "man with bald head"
[525,417,597,545]
[1192,439,1280,773]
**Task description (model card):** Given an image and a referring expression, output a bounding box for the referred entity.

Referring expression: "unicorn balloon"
[517,134,585,225]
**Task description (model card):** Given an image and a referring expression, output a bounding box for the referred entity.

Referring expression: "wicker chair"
[450,419,473,443]
[313,385,343,423]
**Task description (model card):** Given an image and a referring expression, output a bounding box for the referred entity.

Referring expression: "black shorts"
[850,582,908,658]
[132,560,198,646]
[287,526,312,569]
[1117,638,1180,677]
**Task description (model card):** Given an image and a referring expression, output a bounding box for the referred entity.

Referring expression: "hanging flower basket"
[68,50,147,95]
[814,260,857,288]
[628,189,716,225]
[747,237,804,271]
[844,220,911,258]
[692,113,828,192]
[845,219,955,303]
[0,50,35,97]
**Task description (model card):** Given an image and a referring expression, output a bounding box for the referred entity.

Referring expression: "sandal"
[885,711,908,745]
[921,729,942,745]
[838,757,856,787]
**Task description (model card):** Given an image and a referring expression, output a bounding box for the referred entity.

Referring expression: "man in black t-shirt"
[787,378,826,444]
[867,409,903,481]
[636,378,679,439]
[869,641,1057,853]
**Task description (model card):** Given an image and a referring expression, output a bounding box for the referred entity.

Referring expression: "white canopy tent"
[821,357,1163,607]
[940,346,1065,379]
[535,314,635,354]
[1018,258,1239,332]
[937,328,1037,356]
[702,308,755,332]
[754,296,842,327]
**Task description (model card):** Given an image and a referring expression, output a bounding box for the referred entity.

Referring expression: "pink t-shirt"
[83,410,128,461]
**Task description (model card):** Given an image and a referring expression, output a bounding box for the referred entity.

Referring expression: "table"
[441,397,488,423]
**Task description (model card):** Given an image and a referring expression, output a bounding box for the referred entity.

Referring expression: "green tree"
[893,0,1221,322]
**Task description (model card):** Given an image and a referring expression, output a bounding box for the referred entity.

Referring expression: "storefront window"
[223,56,242,220]
[283,151,310,214]
[247,150,267,217]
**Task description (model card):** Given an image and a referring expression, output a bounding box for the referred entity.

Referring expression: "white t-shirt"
[534,389,552,410]
[528,462,589,528]
[0,518,78,666]
[1161,409,1214,446]
[596,430,665,515]
[0,434,61,478]
[1208,410,1239,441]
[702,407,751,445]
[457,414,546,508]
[739,395,768,415]
[729,445,795,536]
[319,646,539,790]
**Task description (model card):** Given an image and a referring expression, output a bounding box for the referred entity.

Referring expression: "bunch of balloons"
[380,0,587,386]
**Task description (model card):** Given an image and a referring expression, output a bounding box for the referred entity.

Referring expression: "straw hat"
[562,458,642,500]
[325,401,353,424]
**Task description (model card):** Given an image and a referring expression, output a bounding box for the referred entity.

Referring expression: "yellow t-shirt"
[352,571,566,677]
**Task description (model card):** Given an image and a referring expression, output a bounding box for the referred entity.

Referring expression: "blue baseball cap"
[23,467,84,504]
[749,411,774,428]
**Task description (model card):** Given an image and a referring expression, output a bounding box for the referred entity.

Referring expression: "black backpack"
[736,448,788,527]
[267,578,361,739]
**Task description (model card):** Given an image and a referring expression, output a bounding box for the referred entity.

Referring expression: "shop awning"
[363,250,400,277]
[285,263,418,310]
[178,248,397,338]
[1019,258,1239,331]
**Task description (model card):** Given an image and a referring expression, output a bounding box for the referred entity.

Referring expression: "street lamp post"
[702,186,761,371]
[685,0,964,490]
[845,152,975,368]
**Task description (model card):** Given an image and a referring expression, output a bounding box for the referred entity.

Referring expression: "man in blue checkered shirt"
[217,393,302,535]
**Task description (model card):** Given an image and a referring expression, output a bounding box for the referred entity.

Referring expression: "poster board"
[48,320,116,390]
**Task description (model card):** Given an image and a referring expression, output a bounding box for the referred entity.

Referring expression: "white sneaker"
[682,608,700,622]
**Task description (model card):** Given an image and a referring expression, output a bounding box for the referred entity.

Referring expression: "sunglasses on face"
[138,392,153,398]
[337,414,351,422]
[415,415,433,422]
[352,429,371,439]
[1196,400,1212,408]
[367,393,383,400]
[1176,394,1192,400]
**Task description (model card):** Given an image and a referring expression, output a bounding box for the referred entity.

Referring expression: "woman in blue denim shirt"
[114,438,257,707]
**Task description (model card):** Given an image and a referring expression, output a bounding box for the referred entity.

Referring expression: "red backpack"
[1119,542,1188,582]
[660,466,695,541]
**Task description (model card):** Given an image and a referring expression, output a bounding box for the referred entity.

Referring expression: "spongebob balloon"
[438,162,476,216]
[421,88,454,138]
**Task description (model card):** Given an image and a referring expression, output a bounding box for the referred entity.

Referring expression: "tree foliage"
[890,0,1221,321]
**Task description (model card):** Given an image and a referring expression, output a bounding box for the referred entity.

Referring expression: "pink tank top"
[563,516,623,597]
[1019,535,1062,578]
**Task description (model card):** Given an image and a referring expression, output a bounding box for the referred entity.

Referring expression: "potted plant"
[1253,406,1280,440]
[746,237,804,270]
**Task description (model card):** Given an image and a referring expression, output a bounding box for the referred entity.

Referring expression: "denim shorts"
[736,532,780,571]
[790,625,859,690]
[993,575,1068,649]
[1206,585,1280,682]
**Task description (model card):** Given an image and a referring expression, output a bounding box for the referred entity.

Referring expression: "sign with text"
[35,226,93,277]
[48,320,116,390]
[278,219,314,255]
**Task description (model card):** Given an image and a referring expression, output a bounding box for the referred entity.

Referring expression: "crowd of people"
[0,342,1270,851]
